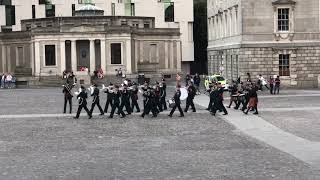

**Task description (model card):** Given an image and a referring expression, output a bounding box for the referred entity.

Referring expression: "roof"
[75,4,104,12]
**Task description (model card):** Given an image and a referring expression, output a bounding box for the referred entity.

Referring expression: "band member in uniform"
[141,87,158,118]
[227,81,239,108]
[74,86,92,119]
[217,82,228,115]
[119,84,132,115]
[210,85,221,116]
[244,83,259,115]
[62,80,74,114]
[89,84,104,116]
[159,82,167,111]
[104,83,114,113]
[206,83,214,111]
[154,82,162,112]
[131,83,140,113]
[168,85,184,117]
[109,85,126,118]
[184,82,196,112]
[142,82,149,109]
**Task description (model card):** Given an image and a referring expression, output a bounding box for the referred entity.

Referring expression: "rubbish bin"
[138,73,145,85]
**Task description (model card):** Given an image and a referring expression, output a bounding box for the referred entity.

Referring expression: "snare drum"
[168,99,176,108]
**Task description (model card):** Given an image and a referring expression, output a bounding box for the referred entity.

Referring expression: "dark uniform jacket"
[77,91,88,105]
[173,90,181,105]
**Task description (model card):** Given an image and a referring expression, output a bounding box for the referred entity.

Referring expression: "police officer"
[104,83,114,113]
[62,80,74,114]
[89,84,104,116]
[74,86,92,119]
[168,85,184,117]
[184,82,196,112]
[109,85,126,118]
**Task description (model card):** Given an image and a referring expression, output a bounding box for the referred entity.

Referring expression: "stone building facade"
[0,0,194,72]
[0,15,181,81]
[207,0,320,87]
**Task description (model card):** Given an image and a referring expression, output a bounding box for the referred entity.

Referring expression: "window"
[188,22,193,42]
[150,44,157,63]
[45,4,55,17]
[0,0,11,5]
[32,5,36,19]
[118,0,122,3]
[72,4,75,16]
[39,0,52,4]
[279,54,290,76]
[144,22,150,28]
[132,21,139,28]
[278,8,289,31]
[45,45,56,66]
[164,2,174,22]
[130,3,135,16]
[78,0,85,4]
[111,43,121,64]
[121,20,127,26]
[5,5,15,26]
[111,3,115,16]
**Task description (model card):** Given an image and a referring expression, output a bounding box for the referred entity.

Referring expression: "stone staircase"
[38,76,65,87]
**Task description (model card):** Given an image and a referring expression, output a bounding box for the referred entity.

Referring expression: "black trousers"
[75,103,91,118]
[185,97,196,112]
[131,99,140,112]
[170,103,184,116]
[210,102,220,114]
[270,85,274,94]
[110,103,125,118]
[235,97,246,110]
[120,100,132,114]
[207,99,212,110]
[218,101,228,114]
[160,97,167,110]
[90,98,104,114]
[104,98,113,113]
[155,97,162,112]
[141,102,157,117]
[63,97,72,113]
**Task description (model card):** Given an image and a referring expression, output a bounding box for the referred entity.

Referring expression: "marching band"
[65,77,260,119]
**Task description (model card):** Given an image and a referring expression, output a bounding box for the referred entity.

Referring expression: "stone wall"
[208,46,320,88]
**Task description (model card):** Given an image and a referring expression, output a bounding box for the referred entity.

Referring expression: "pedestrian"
[168,85,184,117]
[89,84,104,116]
[74,86,92,119]
[185,74,191,87]
[6,73,12,88]
[259,74,269,91]
[274,76,280,94]
[176,73,181,87]
[227,81,238,108]
[210,85,220,116]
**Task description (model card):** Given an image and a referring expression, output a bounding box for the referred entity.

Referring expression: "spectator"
[185,74,191,86]
[62,70,68,79]
[268,76,274,94]
[258,74,269,91]
[0,73,4,88]
[274,76,281,94]
[6,73,12,89]
[176,73,181,87]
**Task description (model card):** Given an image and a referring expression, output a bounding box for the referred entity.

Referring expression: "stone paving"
[0,88,320,179]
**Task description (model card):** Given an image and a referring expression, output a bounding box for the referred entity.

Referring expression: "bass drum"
[168,99,176,108]
[180,88,188,101]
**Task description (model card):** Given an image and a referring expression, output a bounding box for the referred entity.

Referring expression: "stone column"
[89,39,96,74]
[126,40,132,74]
[176,41,182,72]
[229,9,233,36]
[234,7,238,35]
[60,40,66,75]
[100,39,106,74]
[71,40,77,73]
[6,46,11,73]
[30,42,34,75]
[164,41,169,69]
[1,45,6,73]
[170,41,174,70]
[34,41,40,76]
